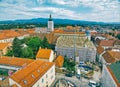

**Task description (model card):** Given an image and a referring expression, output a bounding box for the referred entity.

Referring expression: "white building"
[55,35,96,62]
[35,27,47,33]
[9,60,55,87]
[36,48,54,62]
[48,14,54,32]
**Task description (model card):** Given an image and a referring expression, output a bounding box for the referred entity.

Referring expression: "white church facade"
[48,14,54,32]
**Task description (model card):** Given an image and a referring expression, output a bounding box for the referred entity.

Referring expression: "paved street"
[55,73,89,87]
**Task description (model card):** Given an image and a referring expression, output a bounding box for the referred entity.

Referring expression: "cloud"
[0,0,119,22]
[51,0,65,5]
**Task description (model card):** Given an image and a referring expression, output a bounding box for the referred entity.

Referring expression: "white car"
[89,80,97,87]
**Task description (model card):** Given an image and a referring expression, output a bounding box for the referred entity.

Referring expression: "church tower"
[48,14,54,31]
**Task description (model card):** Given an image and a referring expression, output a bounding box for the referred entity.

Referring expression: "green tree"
[63,56,76,74]
[12,37,22,57]
[21,47,33,58]
[20,37,30,44]
[42,36,50,49]
[116,34,120,40]
[27,37,42,54]
[5,49,13,57]
[109,32,113,35]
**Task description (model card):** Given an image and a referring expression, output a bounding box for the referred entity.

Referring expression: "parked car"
[65,73,73,77]
[89,80,97,87]
[76,74,80,79]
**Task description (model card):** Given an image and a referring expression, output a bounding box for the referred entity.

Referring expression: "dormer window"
[31,74,35,78]
[23,80,27,84]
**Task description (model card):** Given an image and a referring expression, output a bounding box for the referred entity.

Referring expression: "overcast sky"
[0,0,120,22]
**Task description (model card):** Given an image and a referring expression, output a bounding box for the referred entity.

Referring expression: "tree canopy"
[21,47,33,58]
[116,34,120,40]
[6,36,53,59]
[27,37,42,53]
[42,36,51,49]
[12,37,22,57]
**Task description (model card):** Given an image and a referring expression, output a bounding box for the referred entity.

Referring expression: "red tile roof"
[0,30,21,40]
[66,26,73,30]
[98,40,115,47]
[10,60,54,87]
[0,56,34,67]
[0,42,10,50]
[12,84,18,87]
[55,55,64,68]
[36,49,52,59]
[0,29,35,40]
[96,45,104,55]
[32,33,58,44]
[103,51,120,63]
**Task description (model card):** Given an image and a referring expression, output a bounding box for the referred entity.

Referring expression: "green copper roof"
[109,61,120,83]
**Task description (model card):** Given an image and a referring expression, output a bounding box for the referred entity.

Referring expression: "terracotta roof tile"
[12,84,18,87]
[66,26,73,30]
[109,51,120,60]
[55,55,64,68]
[96,45,104,55]
[98,40,115,47]
[0,56,34,67]
[0,29,35,40]
[0,30,21,40]
[0,42,10,50]
[10,60,54,87]
[36,49,52,59]
[103,51,120,63]
[32,33,58,44]
[53,29,64,33]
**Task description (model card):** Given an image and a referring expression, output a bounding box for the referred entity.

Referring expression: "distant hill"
[0,18,119,25]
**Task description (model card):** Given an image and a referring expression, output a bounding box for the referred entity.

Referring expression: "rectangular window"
[46,74,48,78]
[42,79,44,83]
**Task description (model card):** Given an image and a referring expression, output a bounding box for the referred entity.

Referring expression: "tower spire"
[49,14,52,21]
[48,13,54,31]
[50,14,51,18]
